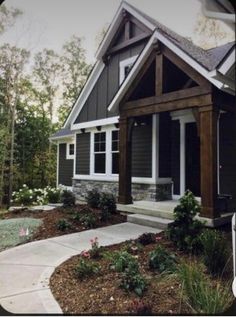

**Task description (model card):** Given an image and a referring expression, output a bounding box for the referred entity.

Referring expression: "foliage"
[74,258,100,280]
[46,186,61,203]
[149,245,177,273]
[167,191,203,252]
[128,299,152,316]
[61,189,75,207]
[106,250,138,273]
[86,189,100,208]
[56,219,71,231]
[123,240,143,255]
[177,262,234,314]
[99,192,117,214]
[12,184,36,206]
[89,237,101,259]
[80,213,96,229]
[0,4,22,34]
[137,232,156,246]
[199,229,230,276]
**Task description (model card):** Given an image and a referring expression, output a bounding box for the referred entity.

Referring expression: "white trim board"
[72,116,119,131]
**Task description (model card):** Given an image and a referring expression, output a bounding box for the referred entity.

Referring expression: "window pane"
[95,153,106,173]
[112,130,118,141]
[69,144,74,155]
[100,132,106,142]
[95,133,100,142]
[94,143,100,152]
[100,142,106,152]
[112,153,119,174]
[112,141,118,152]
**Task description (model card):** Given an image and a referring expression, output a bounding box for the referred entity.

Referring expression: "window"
[66,143,75,159]
[119,55,138,84]
[94,132,106,174]
[111,130,119,174]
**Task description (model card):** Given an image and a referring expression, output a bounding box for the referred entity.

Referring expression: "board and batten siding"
[74,41,147,124]
[58,144,73,186]
[76,133,90,175]
[132,123,152,178]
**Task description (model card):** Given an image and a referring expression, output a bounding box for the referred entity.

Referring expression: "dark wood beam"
[162,46,211,87]
[155,53,163,96]
[125,20,131,41]
[129,16,152,34]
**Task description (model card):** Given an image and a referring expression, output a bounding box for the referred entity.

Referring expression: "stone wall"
[73,179,172,202]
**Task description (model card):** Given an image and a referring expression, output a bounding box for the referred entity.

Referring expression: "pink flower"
[80,250,90,258]
[19,228,26,237]
[156,236,162,241]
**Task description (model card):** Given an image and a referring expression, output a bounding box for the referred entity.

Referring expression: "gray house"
[51,1,235,224]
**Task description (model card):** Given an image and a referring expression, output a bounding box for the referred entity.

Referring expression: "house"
[51,1,235,223]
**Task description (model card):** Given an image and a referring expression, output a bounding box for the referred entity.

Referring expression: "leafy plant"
[89,237,101,259]
[128,299,152,316]
[46,186,61,203]
[86,189,100,208]
[137,232,156,246]
[74,259,100,280]
[56,219,71,231]
[199,229,230,276]
[99,192,117,214]
[149,245,177,273]
[80,213,96,229]
[12,184,36,206]
[167,191,203,252]
[61,189,75,207]
[106,250,138,273]
[177,262,234,314]
[123,240,143,255]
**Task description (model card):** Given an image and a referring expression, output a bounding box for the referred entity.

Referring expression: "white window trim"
[119,55,138,85]
[111,130,119,176]
[66,142,75,160]
[91,131,107,175]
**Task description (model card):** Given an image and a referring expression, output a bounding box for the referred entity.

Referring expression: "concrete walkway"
[0,223,160,314]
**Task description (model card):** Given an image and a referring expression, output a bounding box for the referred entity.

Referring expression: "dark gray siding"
[76,133,90,175]
[159,113,171,178]
[58,144,73,186]
[74,41,147,124]
[132,122,152,178]
[171,120,180,195]
[219,113,236,212]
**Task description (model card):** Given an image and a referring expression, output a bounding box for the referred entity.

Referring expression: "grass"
[0,217,43,251]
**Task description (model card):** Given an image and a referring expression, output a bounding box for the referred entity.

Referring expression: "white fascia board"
[71,116,119,131]
[217,48,235,75]
[63,61,105,129]
[49,135,74,142]
[95,1,155,60]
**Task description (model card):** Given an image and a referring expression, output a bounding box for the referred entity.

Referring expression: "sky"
[1,0,203,64]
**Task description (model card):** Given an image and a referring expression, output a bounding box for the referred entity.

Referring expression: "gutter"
[201,0,235,23]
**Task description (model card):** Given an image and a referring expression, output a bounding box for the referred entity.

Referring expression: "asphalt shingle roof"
[51,128,73,139]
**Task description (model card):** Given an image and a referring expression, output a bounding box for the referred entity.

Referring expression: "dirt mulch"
[2,205,126,241]
[50,233,192,315]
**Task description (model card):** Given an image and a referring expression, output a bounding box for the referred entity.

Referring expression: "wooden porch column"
[118,117,134,204]
[199,105,220,218]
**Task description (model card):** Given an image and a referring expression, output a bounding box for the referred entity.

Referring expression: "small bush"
[74,259,100,280]
[167,191,203,253]
[80,213,97,229]
[128,299,152,315]
[89,237,101,259]
[137,232,156,246]
[177,262,234,314]
[149,245,176,273]
[56,219,71,231]
[99,192,116,214]
[46,187,61,203]
[106,250,138,273]
[123,240,143,255]
[199,229,230,276]
[12,185,35,206]
[86,189,100,208]
[61,190,75,207]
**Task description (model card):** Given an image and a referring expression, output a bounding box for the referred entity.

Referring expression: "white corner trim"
[66,142,75,160]
[217,48,235,75]
[63,61,105,129]
[71,116,119,131]
[56,143,59,187]
[119,55,138,85]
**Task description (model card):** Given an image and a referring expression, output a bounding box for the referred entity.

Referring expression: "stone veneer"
[73,179,172,202]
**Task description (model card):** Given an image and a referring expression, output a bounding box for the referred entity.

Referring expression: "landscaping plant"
[61,189,75,207]
[89,237,101,259]
[128,299,152,316]
[199,229,230,276]
[99,192,117,214]
[167,190,203,252]
[137,232,156,246]
[56,219,71,231]
[149,245,177,273]
[74,258,100,280]
[79,213,96,229]
[86,189,100,208]
[106,250,139,273]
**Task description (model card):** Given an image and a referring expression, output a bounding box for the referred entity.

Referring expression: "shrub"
[106,250,138,273]
[46,186,61,203]
[123,240,143,255]
[177,262,234,314]
[137,232,156,246]
[149,245,177,273]
[167,191,203,252]
[89,237,101,259]
[80,213,97,229]
[56,219,71,231]
[128,299,152,315]
[86,189,100,208]
[12,185,36,206]
[199,229,230,276]
[99,192,117,214]
[74,259,100,280]
[61,189,75,207]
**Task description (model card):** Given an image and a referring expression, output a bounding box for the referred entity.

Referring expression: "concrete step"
[127,213,173,230]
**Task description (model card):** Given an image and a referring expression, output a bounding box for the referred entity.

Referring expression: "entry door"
[185,122,200,197]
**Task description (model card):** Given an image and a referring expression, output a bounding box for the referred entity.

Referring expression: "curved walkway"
[0,223,160,314]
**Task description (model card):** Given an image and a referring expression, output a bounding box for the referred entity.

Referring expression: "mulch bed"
[2,205,126,242]
[50,232,193,315]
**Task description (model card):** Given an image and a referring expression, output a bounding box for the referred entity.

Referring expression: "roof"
[50,128,73,140]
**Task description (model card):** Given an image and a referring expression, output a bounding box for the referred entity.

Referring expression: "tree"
[0,4,22,35]
[58,35,91,125]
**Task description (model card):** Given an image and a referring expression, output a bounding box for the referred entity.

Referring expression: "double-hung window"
[94,132,106,174]
[111,130,119,175]
[66,143,75,159]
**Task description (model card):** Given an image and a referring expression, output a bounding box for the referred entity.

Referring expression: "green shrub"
[199,229,230,276]
[167,191,203,252]
[177,262,234,314]
[89,237,101,259]
[99,192,117,214]
[106,250,138,273]
[123,240,143,255]
[86,189,100,208]
[61,189,75,207]
[56,219,71,231]
[149,245,176,273]
[74,259,100,280]
[46,187,61,203]
[80,213,97,229]
[12,185,36,206]
[137,232,156,246]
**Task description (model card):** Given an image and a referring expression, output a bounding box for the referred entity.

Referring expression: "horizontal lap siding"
[171,120,180,195]
[58,144,73,186]
[132,123,152,178]
[76,133,90,175]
